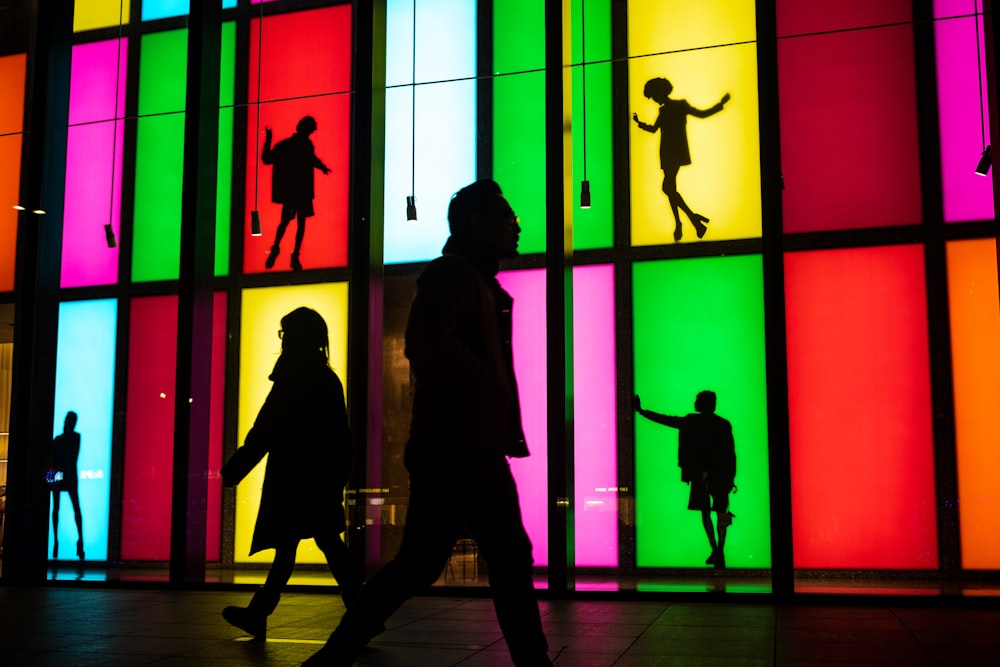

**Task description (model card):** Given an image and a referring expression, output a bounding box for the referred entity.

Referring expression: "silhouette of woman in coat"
[221,307,361,639]
[633,78,730,242]
[50,411,84,560]
[261,115,330,271]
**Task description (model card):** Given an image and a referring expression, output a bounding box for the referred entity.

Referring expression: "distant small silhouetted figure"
[633,78,730,242]
[221,307,361,640]
[634,392,736,568]
[261,115,331,271]
[304,180,554,666]
[50,411,84,560]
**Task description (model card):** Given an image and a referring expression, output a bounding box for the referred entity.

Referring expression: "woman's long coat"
[221,357,353,555]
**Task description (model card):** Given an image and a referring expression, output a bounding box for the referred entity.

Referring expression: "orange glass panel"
[946,239,1000,569]
[0,54,26,292]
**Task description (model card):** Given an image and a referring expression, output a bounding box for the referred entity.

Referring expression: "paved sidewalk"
[0,586,997,666]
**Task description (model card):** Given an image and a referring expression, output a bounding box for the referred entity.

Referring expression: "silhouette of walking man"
[221,307,361,639]
[634,392,736,568]
[49,411,84,560]
[304,180,553,666]
[633,78,730,242]
[261,115,331,271]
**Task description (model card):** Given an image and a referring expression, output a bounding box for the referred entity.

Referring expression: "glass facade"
[1,0,998,598]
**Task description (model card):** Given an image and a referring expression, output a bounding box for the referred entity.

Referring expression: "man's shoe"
[222,605,266,640]
[290,253,303,271]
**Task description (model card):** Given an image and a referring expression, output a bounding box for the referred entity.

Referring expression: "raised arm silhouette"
[261,115,331,271]
[634,391,736,568]
[633,78,730,242]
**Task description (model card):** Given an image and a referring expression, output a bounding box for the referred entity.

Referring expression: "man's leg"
[266,206,294,268]
[305,470,458,665]
[466,454,550,667]
[290,213,307,270]
[314,531,362,605]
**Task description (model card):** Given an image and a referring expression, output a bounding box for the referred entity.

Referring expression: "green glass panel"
[494,0,546,255]
[632,255,771,568]
[133,29,187,282]
[137,30,187,116]
[133,114,185,282]
[215,21,235,277]
[571,0,612,250]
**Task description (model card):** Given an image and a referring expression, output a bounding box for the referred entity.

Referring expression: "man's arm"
[633,394,682,429]
[688,93,730,119]
[632,112,657,133]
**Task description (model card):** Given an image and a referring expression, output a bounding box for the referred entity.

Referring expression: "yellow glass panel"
[74,0,130,33]
[628,1,760,246]
[235,282,350,565]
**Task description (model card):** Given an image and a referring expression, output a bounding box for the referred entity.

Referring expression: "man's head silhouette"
[694,390,716,414]
[296,115,318,136]
[643,77,673,104]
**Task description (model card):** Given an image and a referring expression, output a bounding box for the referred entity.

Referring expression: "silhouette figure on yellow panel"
[633,78,730,242]
[261,116,331,271]
[49,411,84,560]
[220,307,361,640]
[634,392,736,569]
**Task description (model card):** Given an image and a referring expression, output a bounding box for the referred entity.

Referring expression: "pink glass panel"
[499,269,549,567]
[935,0,993,222]
[62,39,127,288]
[572,265,618,568]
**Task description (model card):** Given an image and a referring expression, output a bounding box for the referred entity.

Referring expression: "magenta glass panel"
[207,291,227,561]
[62,39,127,288]
[499,269,549,567]
[935,0,993,222]
[572,265,618,568]
[500,266,620,569]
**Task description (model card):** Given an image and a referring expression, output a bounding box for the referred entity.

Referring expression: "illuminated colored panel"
[215,21,235,277]
[236,283,349,564]
[133,29,187,283]
[51,299,117,562]
[633,256,771,569]
[571,0,613,250]
[63,39,127,288]
[121,296,178,561]
[206,291,227,561]
[494,0,545,255]
[935,1,993,223]
[571,265,618,567]
[777,1,923,232]
[945,239,1000,569]
[74,0,130,33]
[785,246,938,569]
[142,0,188,21]
[499,269,548,566]
[244,6,352,273]
[382,0,476,264]
[628,1,761,246]
[0,54,26,293]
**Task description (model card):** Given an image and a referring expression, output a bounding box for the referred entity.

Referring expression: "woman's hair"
[280,306,329,363]
[643,77,673,100]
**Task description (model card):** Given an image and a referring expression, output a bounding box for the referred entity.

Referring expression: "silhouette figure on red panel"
[49,411,84,560]
[633,78,730,242]
[261,116,331,271]
[634,392,736,568]
[220,307,361,640]
[304,180,554,666]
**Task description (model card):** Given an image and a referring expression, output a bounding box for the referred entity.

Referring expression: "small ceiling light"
[406,196,417,221]
[32,209,46,215]
[104,223,118,248]
[975,145,991,176]
[13,205,26,211]
[580,180,591,209]
[250,210,262,236]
